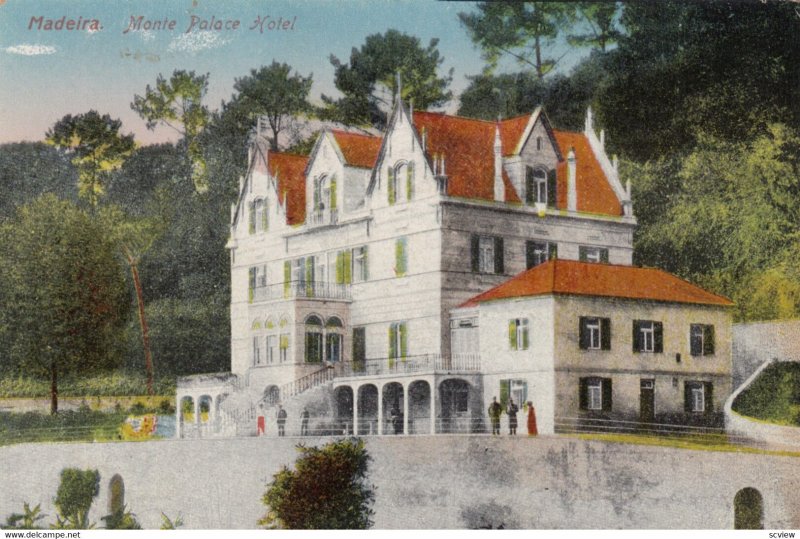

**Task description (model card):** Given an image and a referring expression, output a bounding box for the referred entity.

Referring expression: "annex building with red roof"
[176,94,731,438]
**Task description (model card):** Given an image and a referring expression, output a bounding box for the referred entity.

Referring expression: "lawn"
[0,371,176,399]
[732,362,800,426]
[570,432,800,457]
[0,409,129,445]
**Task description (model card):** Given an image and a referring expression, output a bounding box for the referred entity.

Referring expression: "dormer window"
[525,166,548,205]
[388,161,414,205]
[249,198,267,234]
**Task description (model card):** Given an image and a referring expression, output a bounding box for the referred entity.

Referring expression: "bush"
[3,502,46,529]
[259,438,374,529]
[53,468,99,529]
[102,506,141,529]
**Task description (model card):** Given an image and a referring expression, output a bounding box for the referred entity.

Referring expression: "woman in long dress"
[527,401,538,436]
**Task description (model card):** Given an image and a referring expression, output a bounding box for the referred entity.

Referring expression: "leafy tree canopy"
[229,61,313,151]
[53,468,100,529]
[45,111,135,209]
[260,438,374,529]
[323,29,453,128]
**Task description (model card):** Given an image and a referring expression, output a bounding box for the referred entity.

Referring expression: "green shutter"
[396,238,407,276]
[283,261,291,297]
[388,324,396,368]
[406,162,414,200]
[335,251,344,284]
[363,246,369,281]
[704,326,715,355]
[499,380,510,409]
[509,320,517,350]
[248,202,256,234]
[305,257,314,296]
[399,322,407,360]
[330,176,337,210]
[548,243,558,260]
[248,267,256,303]
[388,167,396,205]
[262,201,268,231]
[313,179,320,211]
[343,249,352,284]
[522,325,529,350]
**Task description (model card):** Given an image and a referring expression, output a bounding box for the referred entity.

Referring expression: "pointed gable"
[412,111,521,203]
[331,130,382,169]
[553,130,622,216]
[268,152,308,225]
[461,259,733,308]
[498,114,532,157]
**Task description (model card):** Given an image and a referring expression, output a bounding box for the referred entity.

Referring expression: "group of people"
[488,397,537,436]
[257,405,310,437]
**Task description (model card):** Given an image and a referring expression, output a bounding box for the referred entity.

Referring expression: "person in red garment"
[527,401,538,436]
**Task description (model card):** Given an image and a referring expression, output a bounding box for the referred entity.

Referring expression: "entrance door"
[640,379,655,422]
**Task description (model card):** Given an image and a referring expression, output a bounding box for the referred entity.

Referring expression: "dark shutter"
[352,327,366,363]
[525,241,536,269]
[704,325,715,355]
[548,242,558,260]
[579,317,589,350]
[579,246,588,262]
[602,379,612,412]
[684,382,692,413]
[632,320,641,353]
[654,322,664,353]
[600,249,609,263]
[579,378,588,410]
[470,235,480,272]
[499,379,510,408]
[547,168,557,207]
[601,318,611,350]
[705,382,714,413]
[494,237,504,274]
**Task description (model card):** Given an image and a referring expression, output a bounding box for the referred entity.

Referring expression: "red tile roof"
[461,259,733,308]
[413,111,521,203]
[331,130,382,168]
[498,114,531,157]
[267,152,308,225]
[553,130,622,216]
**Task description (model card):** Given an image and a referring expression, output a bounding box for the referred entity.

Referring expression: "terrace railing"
[252,280,351,302]
[337,353,481,378]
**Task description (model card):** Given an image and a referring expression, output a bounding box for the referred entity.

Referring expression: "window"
[336,250,352,284]
[633,320,663,353]
[266,335,277,364]
[508,318,529,350]
[579,246,609,263]
[252,336,262,366]
[500,379,528,409]
[525,166,548,205]
[388,322,408,361]
[525,241,557,269]
[352,327,366,365]
[325,317,343,363]
[579,317,611,350]
[304,316,323,363]
[387,166,397,205]
[471,235,504,274]
[684,381,713,413]
[690,324,715,356]
[579,377,612,411]
[248,265,267,302]
[536,136,542,151]
[395,238,407,277]
[252,199,267,233]
[353,246,368,282]
[405,161,415,201]
[279,334,289,363]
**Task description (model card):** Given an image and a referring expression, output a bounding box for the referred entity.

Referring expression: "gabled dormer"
[366,98,436,210]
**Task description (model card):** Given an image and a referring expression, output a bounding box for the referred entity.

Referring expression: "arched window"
[734,487,764,529]
[326,317,343,363]
[525,166,548,205]
[305,315,323,363]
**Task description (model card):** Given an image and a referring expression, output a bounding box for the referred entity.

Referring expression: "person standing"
[507,398,519,435]
[277,404,287,437]
[488,397,502,435]
[300,408,309,436]
[527,401,538,436]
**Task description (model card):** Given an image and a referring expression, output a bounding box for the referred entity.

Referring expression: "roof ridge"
[330,129,382,139]
[268,150,310,159]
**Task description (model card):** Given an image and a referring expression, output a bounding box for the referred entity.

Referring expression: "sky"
[0,0,589,146]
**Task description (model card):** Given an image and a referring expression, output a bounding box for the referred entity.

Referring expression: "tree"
[568,2,621,52]
[260,438,374,529]
[0,195,128,413]
[131,70,211,193]
[323,30,453,127]
[459,2,575,79]
[53,469,100,529]
[45,111,135,209]
[229,62,313,151]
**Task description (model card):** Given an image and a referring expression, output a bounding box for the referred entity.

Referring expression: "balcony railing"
[307,208,339,227]
[337,354,481,378]
[251,280,352,302]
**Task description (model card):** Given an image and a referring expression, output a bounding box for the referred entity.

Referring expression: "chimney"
[493,125,504,202]
[623,179,634,217]
[585,107,594,133]
[567,147,577,212]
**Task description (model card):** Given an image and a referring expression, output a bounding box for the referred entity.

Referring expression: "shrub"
[259,438,374,529]
[102,506,141,529]
[3,502,46,529]
[53,468,100,529]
